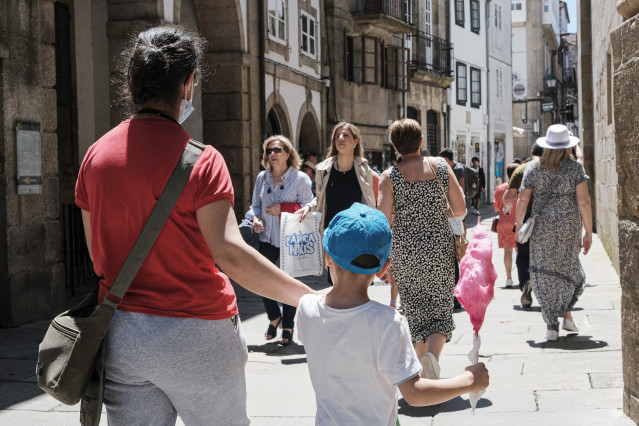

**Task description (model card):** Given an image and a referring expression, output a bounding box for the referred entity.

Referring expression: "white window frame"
[300,11,316,58]
[268,0,287,44]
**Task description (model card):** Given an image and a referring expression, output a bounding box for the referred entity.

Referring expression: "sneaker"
[420,352,441,380]
[562,318,579,333]
[546,330,559,341]
[472,208,480,215]
[521,281,532,309]
[505,278,514,288]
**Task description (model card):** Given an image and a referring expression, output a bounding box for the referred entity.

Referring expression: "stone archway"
[296,105,321,159]
[265,93,293,139]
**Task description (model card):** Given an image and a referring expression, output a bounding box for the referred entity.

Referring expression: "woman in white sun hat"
[515,124,593,342]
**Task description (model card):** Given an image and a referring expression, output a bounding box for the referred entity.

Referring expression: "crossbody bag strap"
[535,160,570,213]
[103,139,205,309]
[427,158,464,242]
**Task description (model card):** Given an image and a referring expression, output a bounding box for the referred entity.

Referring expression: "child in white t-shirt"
[297,203,489,426]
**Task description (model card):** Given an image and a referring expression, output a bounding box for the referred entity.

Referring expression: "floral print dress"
[521,159,589,331]
[389,158,456,343]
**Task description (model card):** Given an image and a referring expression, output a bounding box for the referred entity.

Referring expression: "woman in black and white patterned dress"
[378,119,466,380]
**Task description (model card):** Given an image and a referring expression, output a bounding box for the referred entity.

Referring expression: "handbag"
[428,159,469,262]
[36,139,205,413]
[280,211,324,277]
[491,216,499,233]
[517,162,569,244]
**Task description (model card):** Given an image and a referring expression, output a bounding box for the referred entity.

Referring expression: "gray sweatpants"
[103,310,250,426]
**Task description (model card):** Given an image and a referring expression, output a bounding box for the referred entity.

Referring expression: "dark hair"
[122,25,206,107]
[506,163,519,179]
[471,156,480,163]
[531,142,544,157]
[512,157,522,164]
[439,148,454,161]
[389,119,422,155]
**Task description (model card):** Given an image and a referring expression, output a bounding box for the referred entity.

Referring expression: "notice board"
[16,122,42,195]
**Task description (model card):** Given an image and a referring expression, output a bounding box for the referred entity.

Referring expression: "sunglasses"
[266,147,284,155]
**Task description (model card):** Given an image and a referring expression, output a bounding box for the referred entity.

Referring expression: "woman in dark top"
[298,122,378,281]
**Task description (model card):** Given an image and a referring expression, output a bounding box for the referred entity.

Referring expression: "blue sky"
[566,0,577,33]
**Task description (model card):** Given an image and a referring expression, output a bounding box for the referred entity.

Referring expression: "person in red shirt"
[76,25,316,425]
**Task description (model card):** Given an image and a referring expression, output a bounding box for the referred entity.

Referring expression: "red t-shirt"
[75,118,238,319]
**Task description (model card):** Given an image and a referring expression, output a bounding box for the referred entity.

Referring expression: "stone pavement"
[0,205,634,425]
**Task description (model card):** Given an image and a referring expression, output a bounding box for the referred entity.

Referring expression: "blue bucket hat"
[323,203,392,274]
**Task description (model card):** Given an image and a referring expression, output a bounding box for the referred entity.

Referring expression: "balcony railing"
[563,67,577,86]
[354,0,415,26]
[408,31,454,77]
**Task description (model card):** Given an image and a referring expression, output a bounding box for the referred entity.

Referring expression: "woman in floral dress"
[493,163,520,288]
[516,125,593,341]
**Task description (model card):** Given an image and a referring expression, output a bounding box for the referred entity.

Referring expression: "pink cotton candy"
[454,219,498,334]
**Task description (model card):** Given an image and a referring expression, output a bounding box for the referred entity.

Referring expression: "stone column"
[577,0,596,231]
[196,1,261,216]
[0,1,64,326]
[105,0,164,125]
[611,1,639,421]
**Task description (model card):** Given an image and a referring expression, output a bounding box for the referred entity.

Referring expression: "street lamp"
[544,72,558,123]
[544,72,558,91]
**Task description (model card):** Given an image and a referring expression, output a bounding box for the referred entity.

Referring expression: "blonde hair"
[326,122,364,158]
[389,119,422,155]
[261,135,301,170]
[540,147,571,171]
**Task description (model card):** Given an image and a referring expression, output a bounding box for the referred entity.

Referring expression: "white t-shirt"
[297,294,422,426]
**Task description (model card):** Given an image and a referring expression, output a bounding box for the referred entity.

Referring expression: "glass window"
[268,0,286,44]
[456,62,467,105]
[455,0,465,27]
[471,0,480,34]
[301,12,316,57]
[363,36,378,84]
[345,35,362,83]
[470,67,481,108]
[397,47,410,92]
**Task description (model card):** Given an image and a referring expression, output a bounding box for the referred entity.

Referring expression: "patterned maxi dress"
[521,159,589,331]
[389,158,456,343]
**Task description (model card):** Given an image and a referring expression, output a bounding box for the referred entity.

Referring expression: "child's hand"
[464,362,489,393]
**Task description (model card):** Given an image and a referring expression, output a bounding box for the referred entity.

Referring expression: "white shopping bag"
[280,211,323,277]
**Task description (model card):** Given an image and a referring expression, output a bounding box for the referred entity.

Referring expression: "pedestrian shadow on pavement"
[526,335,608,350]
[232,272,331,323]
[397,395,492,417]
[512,306,585,313]
[248,342,307,356]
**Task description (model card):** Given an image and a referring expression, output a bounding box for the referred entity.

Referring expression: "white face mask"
[178,83,195,124]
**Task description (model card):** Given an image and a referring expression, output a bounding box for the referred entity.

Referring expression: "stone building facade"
[0,1,455,326]
[611,2,639,422]
[577,1,621,269]
[579,0,639,421]
[0,0,276,326]
[324,0,452,168]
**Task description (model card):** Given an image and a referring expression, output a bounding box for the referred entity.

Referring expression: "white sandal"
[419,352,441,380]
